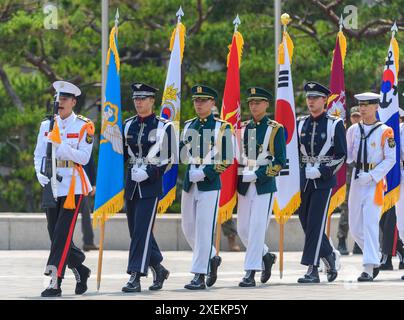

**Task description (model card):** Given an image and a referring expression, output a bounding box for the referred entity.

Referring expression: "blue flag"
[378,29,401,214]
[93,25,124,226]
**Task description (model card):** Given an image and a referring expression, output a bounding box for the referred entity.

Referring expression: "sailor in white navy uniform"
[297,81,347,284]
[34,81,93,297]
[122,83,175,292]
[347,92,396,281]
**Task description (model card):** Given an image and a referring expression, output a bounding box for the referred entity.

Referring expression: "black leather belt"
[353,162,376,171]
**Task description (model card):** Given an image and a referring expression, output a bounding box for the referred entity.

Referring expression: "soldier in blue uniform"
[122,83,176,292]
[237,87,286,287]
[297,81,347,283]
[181,85,234,290]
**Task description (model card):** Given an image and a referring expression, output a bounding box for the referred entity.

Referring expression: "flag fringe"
[273,191,301,225]
[227,31,244,67]
[382,186,401,215]
[391,36,399,76]
[170,22,186,62]
[157,186,177,214]
[107,26,120,72]
[327,184,346,217]
[92,190,124,229]
[338,31,346,66]
[278,31,294,65]
[218,192,237,224]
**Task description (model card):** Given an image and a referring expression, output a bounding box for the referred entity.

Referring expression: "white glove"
[36,172,50,187]
[358,172,374,186]
[131,168,149,183]
[47,136,61,147]
[305,167,321,180]
[189,169,205,183]
[242,171,257,183]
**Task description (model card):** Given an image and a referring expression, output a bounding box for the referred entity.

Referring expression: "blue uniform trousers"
[299,181,333,266]
[126,190,163,275]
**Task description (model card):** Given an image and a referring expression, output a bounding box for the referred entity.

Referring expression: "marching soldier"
[237,87,286,287]
[122,83,175,292]
[347,92,396,281]
[297,81,347,284]
[34,81,94,297]
[181,85,234,290]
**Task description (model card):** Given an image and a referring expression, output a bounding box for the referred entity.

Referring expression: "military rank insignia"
[388,137,396,148]
[86,134,94,144]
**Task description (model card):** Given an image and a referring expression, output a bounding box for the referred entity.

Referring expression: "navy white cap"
[131,83,158,99]
[304,81,331,97]
[354,92,381,105]
[53,81,81,97]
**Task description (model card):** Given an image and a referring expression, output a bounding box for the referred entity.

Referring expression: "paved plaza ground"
[1,250,404,300]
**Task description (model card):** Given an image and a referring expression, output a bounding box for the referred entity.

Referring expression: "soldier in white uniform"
[347,92,396,282]
[34,81,94,297]
[180,85,234,290]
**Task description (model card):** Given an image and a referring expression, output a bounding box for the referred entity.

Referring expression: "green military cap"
[350,106,360,116]
[191,85,218,100]
[246,87,273,102]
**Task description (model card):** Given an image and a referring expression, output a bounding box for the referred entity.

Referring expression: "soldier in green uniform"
[236,87,286,287]
[180,85,234,290]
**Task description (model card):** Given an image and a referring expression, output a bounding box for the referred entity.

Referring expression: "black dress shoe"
[122,273,141,293]
[261,253,276,283]
[83,244,99,252]
[149,264,170,291]
[373,267,380,279]
[380,254,393,270]
[184,274,206,290]
[337,238,349,256]
[206,256,221,287]
[239,271,256,287]
[401,275,404,280]
[357,272,373,282]
[321,253,338,282]
[72,265,91,295]
[297,265,320,284]
[352,242,362,254]
[41,278,62,297]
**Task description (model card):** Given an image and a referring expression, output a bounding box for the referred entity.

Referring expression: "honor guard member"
[347,92,396,281]
[297,81,347,283]
[181,85,234,290]
[122,83,175,292]
[34,81,94,297]
[237,87,286,287]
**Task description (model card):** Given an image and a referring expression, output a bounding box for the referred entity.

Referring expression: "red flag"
[218,33,243,224]
[327,31,347,216]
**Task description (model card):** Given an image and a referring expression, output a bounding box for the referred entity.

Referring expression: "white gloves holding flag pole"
[131,166,149,183]
[189,169,205,183]
[242,170,257,183]
[305,165,321,180]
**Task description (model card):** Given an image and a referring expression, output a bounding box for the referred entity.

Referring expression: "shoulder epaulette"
[268,119,283,128]
[325,114,339,121]
[184,117,197,124]
[241,120,250,127]
[156,115,169,123]
[77,115,91,123]
[297,115,309,122]
[124,115,137,124]
[215,118,227,123]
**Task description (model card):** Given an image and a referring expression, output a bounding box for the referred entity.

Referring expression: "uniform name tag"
[67,133,79,138]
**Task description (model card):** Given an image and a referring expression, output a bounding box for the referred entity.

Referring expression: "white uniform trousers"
[181,184,220,274]
[237,184,274,271]
[348,172,381,267]
[396,171,404,240]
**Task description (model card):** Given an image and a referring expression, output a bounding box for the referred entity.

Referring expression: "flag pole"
[215,14,241,255]
[279,221,284,279]
[96,213,106,291]
[96,7,119,292]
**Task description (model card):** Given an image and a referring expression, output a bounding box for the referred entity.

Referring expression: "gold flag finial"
[281,13,291,26]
